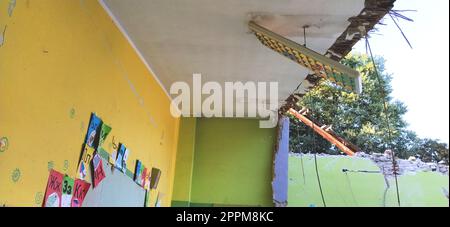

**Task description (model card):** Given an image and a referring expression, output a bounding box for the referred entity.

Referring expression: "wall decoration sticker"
[0,137,9,153]
[35,192,44,205]
[11,168,20,183]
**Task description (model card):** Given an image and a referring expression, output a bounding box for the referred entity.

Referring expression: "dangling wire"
[365,36,401,207]
[388,10,415,49]
[312,123,327,207]
[297,121,306,184]
[291,25,310,94]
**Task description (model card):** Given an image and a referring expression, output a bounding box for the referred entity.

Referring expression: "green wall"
[171,118,197,207]
[289,154,449,207]
[188,118,276,207]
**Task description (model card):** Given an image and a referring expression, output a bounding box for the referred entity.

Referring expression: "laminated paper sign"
[109,136,119,166]
[142,167,149,189]
[134,160,143,185]
[61,175,74,207]
[150,168,161,190]
[77,146,95,180]
[92,154,106,187]
[98,123,112,148]
[71,179,91,207]
[43,169,64,207]
[116,144,129,173]
[85,113,102,148]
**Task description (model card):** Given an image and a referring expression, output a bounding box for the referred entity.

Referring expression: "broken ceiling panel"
[249,21,361,94]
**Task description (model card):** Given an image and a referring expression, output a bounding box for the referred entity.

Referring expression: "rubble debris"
[355,152,449,177]
[289,152,449,177]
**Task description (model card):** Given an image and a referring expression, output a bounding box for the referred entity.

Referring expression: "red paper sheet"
[71,179,91,207]
[43,169,64,207]
[93,154,106,187]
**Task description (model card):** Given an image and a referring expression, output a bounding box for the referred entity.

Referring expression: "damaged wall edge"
[272,116,289,207]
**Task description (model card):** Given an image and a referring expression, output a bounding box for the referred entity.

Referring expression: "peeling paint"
[8,0,16,17]
[0,25,7,47]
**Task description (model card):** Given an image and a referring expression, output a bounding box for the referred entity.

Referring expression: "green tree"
[289,54,448,162]
[410,138,449,164]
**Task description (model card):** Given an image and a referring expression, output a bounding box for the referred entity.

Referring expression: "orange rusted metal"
[288,108,356,156]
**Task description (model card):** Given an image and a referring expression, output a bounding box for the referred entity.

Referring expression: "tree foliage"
[289,54,449,163]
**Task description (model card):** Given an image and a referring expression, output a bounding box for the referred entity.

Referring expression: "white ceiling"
[103,0,365,116]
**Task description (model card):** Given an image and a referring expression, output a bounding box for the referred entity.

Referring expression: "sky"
[352,0,449,144]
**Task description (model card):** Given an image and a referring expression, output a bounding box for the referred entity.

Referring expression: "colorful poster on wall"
[61,175,74,207]
[98,123,112,149]
[115,144,129,173]
[109,136,119,166]
[110,150,117,166]
[71,179,91,207]
[92,154,106,187]
[43,169,64,207]
[142,167,148,189]
[134,160,143,185]
[77,145,95,180]
[123,147,130,172]
[150,168,161,190]
[85,113,102,148]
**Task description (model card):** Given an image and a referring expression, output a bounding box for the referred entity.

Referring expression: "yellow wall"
[0,0,179,206]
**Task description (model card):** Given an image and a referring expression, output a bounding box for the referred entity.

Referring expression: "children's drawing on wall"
[77,146,95,180]
[43,170,63,207]
[115,144,129,173]
[134,160,143,186]
[109,136,119,165]
[142,167,149,190]
[98,123,112,149]
[61,175,74,207]
[33,111,160,207]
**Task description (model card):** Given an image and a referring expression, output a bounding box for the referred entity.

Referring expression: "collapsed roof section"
[279,0,396,115]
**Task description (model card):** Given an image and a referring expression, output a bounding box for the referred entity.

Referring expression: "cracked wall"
[289,153,449,207]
